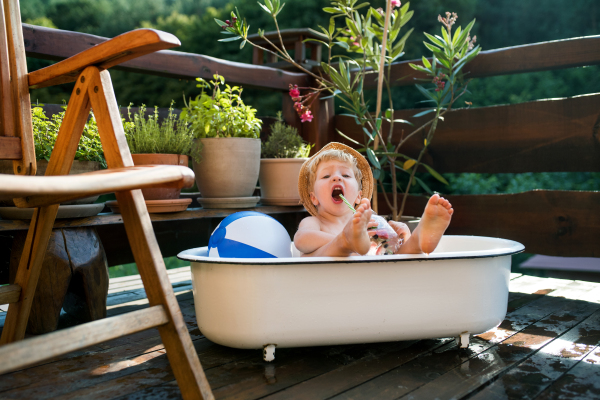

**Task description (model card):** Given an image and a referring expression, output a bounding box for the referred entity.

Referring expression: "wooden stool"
[9,227,108,334]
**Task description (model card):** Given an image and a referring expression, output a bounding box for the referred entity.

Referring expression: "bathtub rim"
[178,235,524,265]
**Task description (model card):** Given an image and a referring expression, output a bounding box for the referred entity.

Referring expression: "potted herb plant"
[259,112,312,205]
[123,104,193,207]
[180,74,262,208]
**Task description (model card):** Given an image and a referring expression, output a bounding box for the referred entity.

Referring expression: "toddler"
[294,142,454,257]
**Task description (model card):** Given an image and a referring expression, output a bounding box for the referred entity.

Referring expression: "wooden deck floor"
[1,268,600,399]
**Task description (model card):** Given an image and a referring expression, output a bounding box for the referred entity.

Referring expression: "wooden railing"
[19,25,600,257]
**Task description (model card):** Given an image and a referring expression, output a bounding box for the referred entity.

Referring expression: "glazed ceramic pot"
[259,158,307,206]
[131,154,189,200]
[192,138,261,198]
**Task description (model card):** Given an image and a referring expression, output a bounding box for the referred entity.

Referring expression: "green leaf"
[240,39,247,49]
[214,18,228,27]
[336,129,361,145]
[414,176,433,194]
[415,84,436,102]
[304,38,330,48]
[452,26,462,46]
[366,148,381,169]
[412,108,436,118]
[264,0,273,11]
[334,41,350,50]
[257,2,271,13]
[423,41,441,53]
[423,31,446,49]
[372,168,381,180]
[329,18,335,36]
[274,2,285,17]
[323,7,340,13]
[421,163,449,185]
[441,26,452,48]
[422,56,431,69]
[218,36,243,42]
[408,63,430,74]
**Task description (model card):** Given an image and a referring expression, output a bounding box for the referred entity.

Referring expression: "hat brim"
[298,142,374,217]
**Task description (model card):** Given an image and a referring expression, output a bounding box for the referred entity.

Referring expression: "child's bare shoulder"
[298,216,323,231]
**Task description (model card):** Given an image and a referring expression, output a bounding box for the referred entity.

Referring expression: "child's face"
[310,159,362,216]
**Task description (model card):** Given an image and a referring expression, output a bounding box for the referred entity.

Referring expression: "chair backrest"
[0,0,35,176]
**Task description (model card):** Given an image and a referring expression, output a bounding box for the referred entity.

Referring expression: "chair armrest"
[28,29,180,89]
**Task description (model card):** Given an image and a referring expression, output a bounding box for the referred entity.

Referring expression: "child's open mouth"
[331,186,344,204]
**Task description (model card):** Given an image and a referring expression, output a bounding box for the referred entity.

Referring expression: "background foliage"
[22,0,600,195]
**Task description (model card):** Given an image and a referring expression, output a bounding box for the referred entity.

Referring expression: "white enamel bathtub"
[178,235,524,361]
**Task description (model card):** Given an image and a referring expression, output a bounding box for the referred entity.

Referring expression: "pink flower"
[300,110,313,123]
[289,87,300,98]
[391,0,401,8]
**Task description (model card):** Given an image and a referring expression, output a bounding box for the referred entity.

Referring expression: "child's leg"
[304,199,373,257]
[397,194,453,254]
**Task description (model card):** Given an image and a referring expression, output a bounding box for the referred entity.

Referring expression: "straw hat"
[298,142,374,217]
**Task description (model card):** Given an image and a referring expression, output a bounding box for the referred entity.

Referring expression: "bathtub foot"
[263,344,276,362]
[456,332,470,348]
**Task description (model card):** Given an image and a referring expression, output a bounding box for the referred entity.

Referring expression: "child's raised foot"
[416,194,453,254]
[342,199,373,255]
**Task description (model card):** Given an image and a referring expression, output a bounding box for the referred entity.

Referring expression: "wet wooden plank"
[328,282,600,400]
[470,309,600,400]
[536,346,600,399]
[390,286,600,400]
[119,277,580,400]
[3,271,599,400]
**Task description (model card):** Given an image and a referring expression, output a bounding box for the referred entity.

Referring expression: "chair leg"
[117,190,214,400]
[0,205,59,344]
[87,66,213,400]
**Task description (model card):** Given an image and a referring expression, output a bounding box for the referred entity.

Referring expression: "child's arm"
[295,199,373,257]
[293,217,336,255]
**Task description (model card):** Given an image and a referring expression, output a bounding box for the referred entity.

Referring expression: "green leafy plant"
[216,1,480,220]
[180,74,262,162]
[262,112,312,158]
[123,103,193,155]
[180,74,262,140]
[32,105,106,168]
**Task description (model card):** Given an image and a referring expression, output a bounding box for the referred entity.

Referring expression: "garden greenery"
[180,74,262,140]
[180,74,262,162]
[261,112,312,158]
[216,1,480,219]
[123,103,193,155]
[32,105,106,168]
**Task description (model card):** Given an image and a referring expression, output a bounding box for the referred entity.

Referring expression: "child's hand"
[388,220,412,243]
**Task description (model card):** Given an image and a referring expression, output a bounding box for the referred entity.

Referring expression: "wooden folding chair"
[0,1,213,399]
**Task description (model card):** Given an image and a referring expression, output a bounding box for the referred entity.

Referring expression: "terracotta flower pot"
[259,158,307,205]
[131,154,189,200]
[192,137,261,198]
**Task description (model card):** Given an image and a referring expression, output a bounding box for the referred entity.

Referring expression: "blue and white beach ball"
[208,211,292,258]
